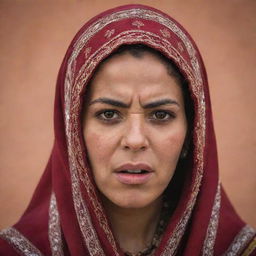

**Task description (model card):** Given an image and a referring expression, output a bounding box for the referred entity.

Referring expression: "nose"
[121,114,149,152]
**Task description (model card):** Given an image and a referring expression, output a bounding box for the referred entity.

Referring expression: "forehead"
[87,52,183,102]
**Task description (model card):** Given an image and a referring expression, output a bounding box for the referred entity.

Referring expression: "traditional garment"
[0,4,255,256]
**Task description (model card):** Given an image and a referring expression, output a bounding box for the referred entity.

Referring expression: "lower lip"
[114,172,153,185]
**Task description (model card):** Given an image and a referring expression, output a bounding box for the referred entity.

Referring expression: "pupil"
[156,111,166,119]
[104,111,114,118]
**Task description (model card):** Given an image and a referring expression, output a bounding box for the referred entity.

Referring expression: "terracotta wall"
[0,0,255,229]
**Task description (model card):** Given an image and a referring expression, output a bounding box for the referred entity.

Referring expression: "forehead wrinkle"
[88,52,184,111]
[136,94,180,108]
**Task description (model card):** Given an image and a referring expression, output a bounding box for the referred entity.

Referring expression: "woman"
[0,4,255,256]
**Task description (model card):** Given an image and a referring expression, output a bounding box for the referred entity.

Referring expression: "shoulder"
[223,225,256,256]
[0,227,43,256]
[0,231,19,256]
[240,235,256,256]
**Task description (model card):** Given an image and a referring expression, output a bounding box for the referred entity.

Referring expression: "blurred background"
[0,0,255,229]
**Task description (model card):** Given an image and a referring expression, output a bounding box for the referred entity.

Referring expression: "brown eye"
[153,111,169,120]
[103,110,115,119]
[95,109,121,123]
[149,110,175,123]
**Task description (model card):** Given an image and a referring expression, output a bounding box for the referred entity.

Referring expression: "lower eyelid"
[95,110,123,122]
[94,110,175,120]
[151,111,174,117]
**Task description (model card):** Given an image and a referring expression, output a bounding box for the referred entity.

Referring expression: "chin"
[104,190,161,210]
[115,199,149,209]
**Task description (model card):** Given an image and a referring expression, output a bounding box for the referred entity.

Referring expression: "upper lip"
[114,163,153,173]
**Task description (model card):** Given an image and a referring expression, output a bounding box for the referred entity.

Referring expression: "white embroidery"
[132,20,145,29]
[49,193,64,256]
[65,59,106,256]
[178,41,184,52]
[160,28,171,38]
[223,225,256,256]
[202,182,221,255]
[84,47,92,59]
[0,227,43,256]
[65,7,206,256]
[104,29,115,38]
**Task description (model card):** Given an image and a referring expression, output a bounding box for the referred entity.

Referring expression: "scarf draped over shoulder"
[0,4,255,256]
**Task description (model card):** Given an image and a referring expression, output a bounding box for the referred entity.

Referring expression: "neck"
[102,196,163,254]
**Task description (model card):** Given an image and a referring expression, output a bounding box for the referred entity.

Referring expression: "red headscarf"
[0,4,255,256]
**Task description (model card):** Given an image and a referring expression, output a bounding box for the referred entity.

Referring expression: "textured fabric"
[0,4,255,256]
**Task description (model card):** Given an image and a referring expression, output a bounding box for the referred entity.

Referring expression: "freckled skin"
[83,52,187,209]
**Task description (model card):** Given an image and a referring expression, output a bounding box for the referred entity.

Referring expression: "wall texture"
[0,0,255,229]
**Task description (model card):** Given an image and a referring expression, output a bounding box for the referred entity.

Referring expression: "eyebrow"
[89,98,129,108]
[142,99,179,108]
[89,97,180,108]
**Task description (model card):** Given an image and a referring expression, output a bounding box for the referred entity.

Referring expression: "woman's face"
[83,52,187,209]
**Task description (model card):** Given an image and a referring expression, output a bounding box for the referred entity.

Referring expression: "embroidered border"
[65,56,106,255]
[64,7,206,256]
[73,9,199,67]
[223,225,256,256]
[48,193,64,256]
[0,227,43,256]
[70,31,204,256]
[202,182,221,255]
[72,164,106,256]
[160,202,195,256]
[72,30,200,256]
[242,237,256,256]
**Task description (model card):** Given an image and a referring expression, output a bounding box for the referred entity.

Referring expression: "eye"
[102,110,116,119]
[154,111,168,119]
[150,110,175,121]
[96,109,121,122]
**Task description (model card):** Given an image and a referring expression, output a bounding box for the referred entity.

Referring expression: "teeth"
[119,169,150,174]
[125,169,143,174]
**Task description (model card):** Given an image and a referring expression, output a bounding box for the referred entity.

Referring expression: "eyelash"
[95,110,122,123]
[149,110,176,122]
[95,109,176,124]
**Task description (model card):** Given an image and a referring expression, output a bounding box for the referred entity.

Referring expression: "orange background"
[0,0,255,229]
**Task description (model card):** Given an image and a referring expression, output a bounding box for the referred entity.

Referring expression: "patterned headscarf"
[0,4,255,256]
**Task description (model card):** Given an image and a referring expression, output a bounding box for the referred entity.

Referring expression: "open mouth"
[115,165,153,184]
[114,163,153,184]
[118,169,150,174]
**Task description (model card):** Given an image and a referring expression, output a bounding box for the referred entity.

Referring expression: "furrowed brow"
[142,99,180,109]
[89,97,130,108]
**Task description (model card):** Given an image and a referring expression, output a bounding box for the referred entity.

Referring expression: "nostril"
[123,144,147,151]
[121,125,149,151]
[140,146,146,151]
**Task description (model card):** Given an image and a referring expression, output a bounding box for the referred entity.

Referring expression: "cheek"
[84,129,116,167]
[156,128,186,163]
